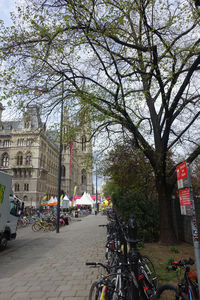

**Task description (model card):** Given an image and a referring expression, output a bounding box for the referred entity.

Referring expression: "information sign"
[176,161,191,189]
[179,188,191,206]
[176,161,188,180]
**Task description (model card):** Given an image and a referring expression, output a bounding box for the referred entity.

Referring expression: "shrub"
[112,187,159,242]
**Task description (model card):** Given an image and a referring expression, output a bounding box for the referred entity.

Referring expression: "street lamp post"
[56,78,64,233]
[96,166,98,212]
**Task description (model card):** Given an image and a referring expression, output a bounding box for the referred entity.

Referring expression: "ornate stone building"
[0,104,93,207]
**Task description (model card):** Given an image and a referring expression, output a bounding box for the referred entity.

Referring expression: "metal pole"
[192,226,200,298]
[96,166,98,213]
[56,79,64,233]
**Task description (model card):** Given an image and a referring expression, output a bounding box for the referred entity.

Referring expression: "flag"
[0,184,5,204]
[60,194,64,206]
[73,185,77,196]
[69,140,74,177]
[41,195,47,206]
[71,185,77,207]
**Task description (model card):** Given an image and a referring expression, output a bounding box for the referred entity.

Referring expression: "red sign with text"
[176,161,188,181]
[179,188,191,206]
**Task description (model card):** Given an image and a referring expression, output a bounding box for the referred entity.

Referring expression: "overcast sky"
[0,0,15,26]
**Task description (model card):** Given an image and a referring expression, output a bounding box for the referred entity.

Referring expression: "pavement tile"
[0,214,107,300]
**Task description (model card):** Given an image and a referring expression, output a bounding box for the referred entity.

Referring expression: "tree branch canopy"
[1,0,200,187]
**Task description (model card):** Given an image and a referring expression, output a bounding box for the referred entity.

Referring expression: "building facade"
[0,104,93,207]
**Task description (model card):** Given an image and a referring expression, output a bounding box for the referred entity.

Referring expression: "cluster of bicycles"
[86,209,199,299]
[32,217,56,232]
[17,215,38,228]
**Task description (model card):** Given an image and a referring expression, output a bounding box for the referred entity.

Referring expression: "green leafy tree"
[1,0,200,243]
[103,140,156,199]
[102,141,159,241]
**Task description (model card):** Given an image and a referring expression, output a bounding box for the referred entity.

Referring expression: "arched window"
[25,153,32,165]
[3,140,11,147]
[61,165,66,177]
[24,121,30,129]
[81,135,87,151]
[17,152,23,165]
[24,183,29,191]
[15,183,20,192]
[2,153,9,167]
[17,139,24,146]
[81,169,87,185]
[26,139,33,146]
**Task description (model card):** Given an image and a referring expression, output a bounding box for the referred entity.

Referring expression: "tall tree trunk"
[156,176,177,244]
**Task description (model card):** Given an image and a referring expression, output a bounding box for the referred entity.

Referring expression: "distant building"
[0,104,93,207]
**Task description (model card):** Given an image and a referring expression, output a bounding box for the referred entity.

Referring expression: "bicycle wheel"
[48,222,56,231]
[156,284,187,299]
[140,255,158,289]
[125,278,139,300]
[89,281,101,300]
[32,222,41,232]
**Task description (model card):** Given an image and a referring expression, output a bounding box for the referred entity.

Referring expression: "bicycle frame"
[184,272,198,299]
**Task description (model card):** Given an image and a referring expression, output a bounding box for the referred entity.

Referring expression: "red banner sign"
[176,161,188,181]
[179,188,191,206]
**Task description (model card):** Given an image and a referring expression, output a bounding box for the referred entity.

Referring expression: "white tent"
[75,192,94,206]
[47,197,57,206]
[87,193,96,204]
[61,195,70,208]
[63,195,69,200]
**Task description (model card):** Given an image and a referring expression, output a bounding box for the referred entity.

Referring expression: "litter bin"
[75,211,78,218]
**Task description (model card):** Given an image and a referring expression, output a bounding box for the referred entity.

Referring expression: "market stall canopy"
[86,193,96,204]
[75,192,94,206]
[47,197,57,206]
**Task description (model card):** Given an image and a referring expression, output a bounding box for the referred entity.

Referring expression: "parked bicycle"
[156,258,198,299]
[86,208,158,299]
[32,219,56,232]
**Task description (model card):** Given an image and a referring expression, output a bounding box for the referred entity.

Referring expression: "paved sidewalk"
[0,214,107,300]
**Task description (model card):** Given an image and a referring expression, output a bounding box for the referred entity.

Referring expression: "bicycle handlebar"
[167,258,195,271]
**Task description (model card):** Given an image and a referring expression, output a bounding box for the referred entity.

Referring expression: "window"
[10,201,18,216]
[81,135,87,151]
[81,169,87,185]
[24,183,29,191]
[3,140,11,147]
[17,139,24,146]
[2,153,9,167]
[40,154,43,167]
[17,152,23,165]
[15,183,20,192]
[61,165,66,177]
[25,153,32,165]
[26,139,33,146]
[28,170,32,177]
[24,121,30,128]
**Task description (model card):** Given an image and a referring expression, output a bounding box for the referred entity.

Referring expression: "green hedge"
[112,188,159,242]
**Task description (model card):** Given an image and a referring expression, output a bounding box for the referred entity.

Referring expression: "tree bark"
[156,177,177,244]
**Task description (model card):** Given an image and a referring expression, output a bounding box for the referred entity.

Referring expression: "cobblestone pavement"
[0,214,107,300]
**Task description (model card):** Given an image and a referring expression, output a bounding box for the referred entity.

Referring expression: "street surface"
[0,214,107,300]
